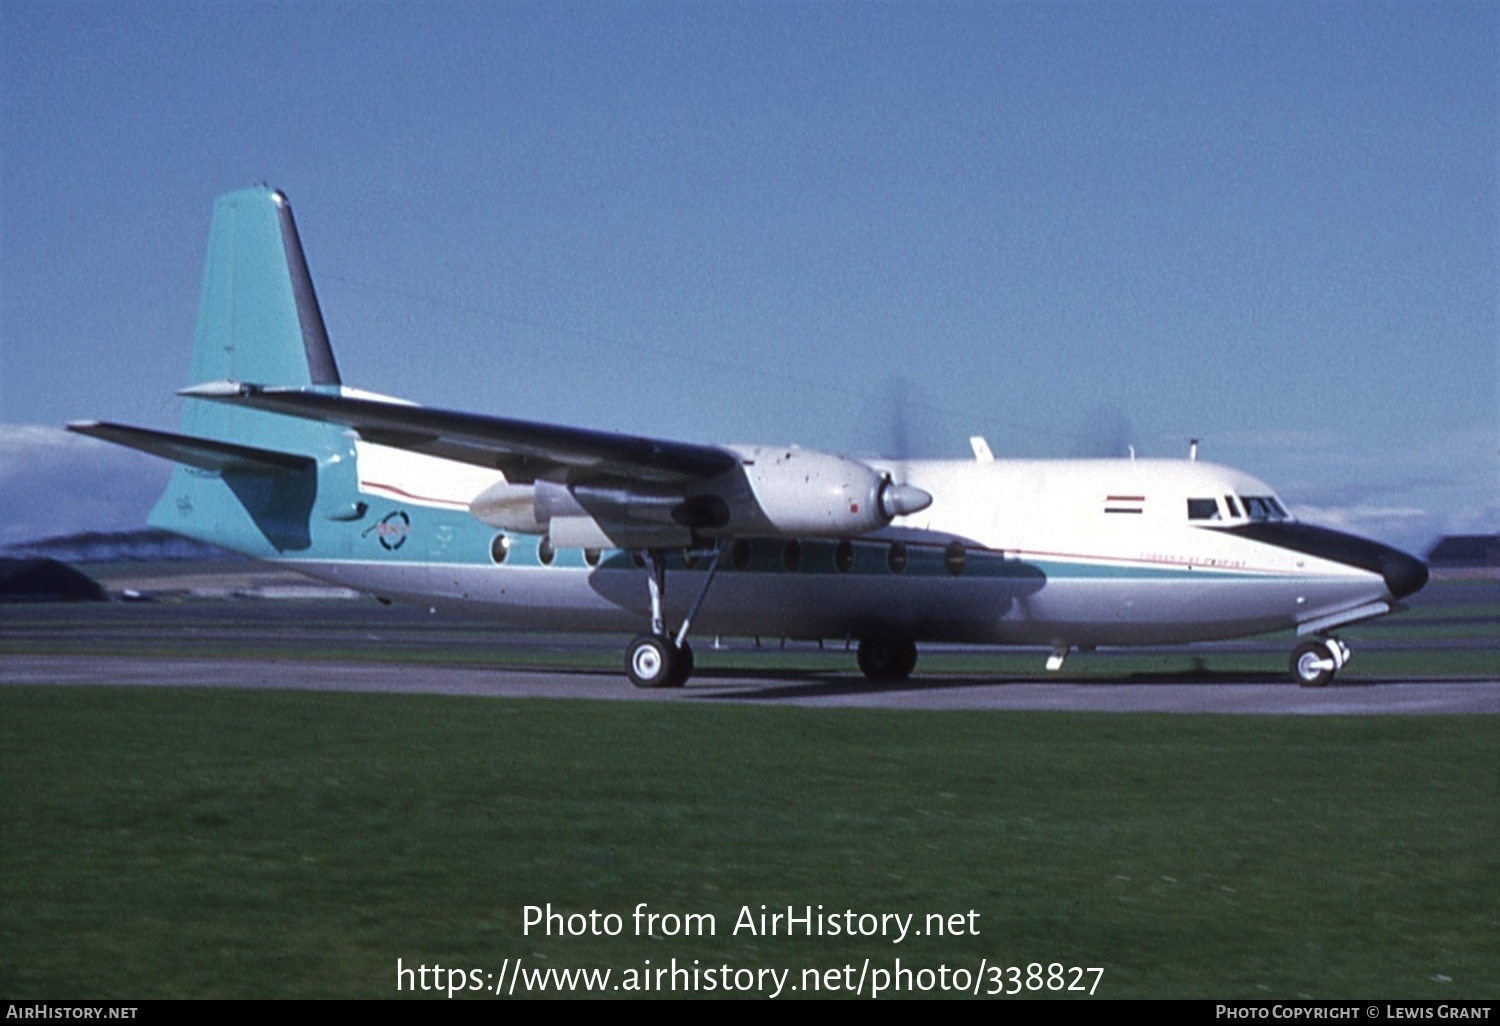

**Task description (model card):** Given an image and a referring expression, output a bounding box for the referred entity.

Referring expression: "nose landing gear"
[1290,636,1350,687]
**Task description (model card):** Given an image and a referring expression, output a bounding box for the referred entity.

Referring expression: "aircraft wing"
[179,382,740,484]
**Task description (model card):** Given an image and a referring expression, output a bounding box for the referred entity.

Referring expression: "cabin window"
[1187,498,1221,521]
[537,538,556,566]
[583,548,601,568]
[834,539,855,574]
[730,539,751,571]
[944,541,966,576]
[782,539,802,572]
[887,542,908,574]
[489,534,511,564]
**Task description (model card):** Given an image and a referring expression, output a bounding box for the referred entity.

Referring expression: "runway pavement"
[2,652,1497,715]
[3,584,1496,714]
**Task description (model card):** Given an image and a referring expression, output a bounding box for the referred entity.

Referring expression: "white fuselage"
[280,446,1402,650]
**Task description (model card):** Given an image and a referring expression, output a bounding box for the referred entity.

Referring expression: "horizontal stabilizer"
[67,421,315,474]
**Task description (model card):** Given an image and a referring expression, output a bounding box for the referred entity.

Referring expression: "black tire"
[627,635,675,688]
[669,641,693,688]
[1290,639,1336,688]
[625,635,693,688]
[857,638,918,681]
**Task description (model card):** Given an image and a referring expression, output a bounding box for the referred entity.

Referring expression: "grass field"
[2,685,1495,999]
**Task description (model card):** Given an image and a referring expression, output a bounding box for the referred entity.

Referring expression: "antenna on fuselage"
[1189,438,1199,461]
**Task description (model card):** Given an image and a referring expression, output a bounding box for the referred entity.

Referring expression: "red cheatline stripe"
[362,479,468,508]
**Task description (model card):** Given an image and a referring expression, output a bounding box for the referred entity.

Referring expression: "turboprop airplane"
[70,186,1429,688]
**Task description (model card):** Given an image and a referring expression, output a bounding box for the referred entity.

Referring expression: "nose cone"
[1380,549,1429,600]
[879,482,934,519]
[1229,521,1430,601]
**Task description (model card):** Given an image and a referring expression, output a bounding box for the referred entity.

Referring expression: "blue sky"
[2,1,1494,553]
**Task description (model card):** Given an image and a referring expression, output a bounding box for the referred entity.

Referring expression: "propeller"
[1069,403,1135,458]
[876,376,932,518]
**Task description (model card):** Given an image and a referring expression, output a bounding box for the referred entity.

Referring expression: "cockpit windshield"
[1188,494,1291,522]
[1239,495,1290,521]
[1187,498,1222,521]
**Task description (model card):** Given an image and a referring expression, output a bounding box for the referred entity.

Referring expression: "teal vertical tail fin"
[181,186,342,439]
[148,187,357,553]
[71,187,363,554]
[186,186,340,389]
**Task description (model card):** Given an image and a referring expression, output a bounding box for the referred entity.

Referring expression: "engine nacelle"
[469,480,544,533]
[468,449,932,544]
[470,478,697,548]
[730,445,931,537]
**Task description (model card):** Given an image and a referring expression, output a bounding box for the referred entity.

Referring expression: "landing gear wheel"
[857,638,918,681]
[1290,639,1339,688]
[626,635,692,688]
[627,635,673,688]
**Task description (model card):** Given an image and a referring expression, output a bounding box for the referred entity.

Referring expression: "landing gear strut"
[624,544,722,688]
[1290,636,1350,687]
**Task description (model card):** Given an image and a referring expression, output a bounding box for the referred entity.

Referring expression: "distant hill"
[0,529,358,600]
[1427,534,1500,570]
[0,557,105,602]
[0,528,241,564]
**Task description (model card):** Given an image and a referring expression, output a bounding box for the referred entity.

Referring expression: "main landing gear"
[856,638,918,681]
[624,544,724,688]
[1290,636,1350,688]
[626,633,695,689]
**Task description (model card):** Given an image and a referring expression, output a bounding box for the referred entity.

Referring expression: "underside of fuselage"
[273,534,1403,651]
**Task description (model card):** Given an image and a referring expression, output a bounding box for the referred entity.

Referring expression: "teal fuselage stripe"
[211,488,1278,583]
